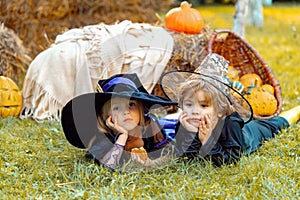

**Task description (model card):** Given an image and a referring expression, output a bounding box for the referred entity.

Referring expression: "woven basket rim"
[207,29,282,120]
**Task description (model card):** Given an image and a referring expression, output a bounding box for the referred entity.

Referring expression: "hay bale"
[152,27,213,98]
[0,0,173,58]
[150,27,213,113]
[167,27,213,69]
[0,24,32,86]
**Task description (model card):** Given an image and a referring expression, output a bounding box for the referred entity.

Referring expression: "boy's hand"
[179,112,198,132]
[179,112,213,145]
[197,114,213,145]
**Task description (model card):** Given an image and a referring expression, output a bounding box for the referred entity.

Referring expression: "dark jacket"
[174,112,289,166]
[86,114,171,169]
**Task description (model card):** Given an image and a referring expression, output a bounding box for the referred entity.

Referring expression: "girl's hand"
[106,116,128,144]
[131,151,172,168]
[198,114,213,145]
[131,152,151,167]
[106,115,128,134]
[179,112,198,132]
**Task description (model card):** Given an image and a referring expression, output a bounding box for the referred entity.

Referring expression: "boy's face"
[110,97,141,131]
[182,90,218,129]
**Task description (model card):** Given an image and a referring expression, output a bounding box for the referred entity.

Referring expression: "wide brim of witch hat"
[159,54,253,124]
[160,53,253,158]
[61,73,177,149]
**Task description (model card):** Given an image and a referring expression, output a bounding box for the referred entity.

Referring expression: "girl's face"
[110,97,141,131]
[182,89,219,129]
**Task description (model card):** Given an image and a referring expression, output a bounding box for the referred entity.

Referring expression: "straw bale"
[0,0,174,58]
[0,24,32,86]
[152,26,213,98]
[0,0,212,97]
[169,27,213,69]
[149,27,213,113]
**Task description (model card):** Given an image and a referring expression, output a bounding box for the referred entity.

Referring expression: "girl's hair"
[97,97,148,133]
[178,79,235,116]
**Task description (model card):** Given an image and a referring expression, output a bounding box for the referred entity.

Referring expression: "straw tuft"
[152,27,213,98]
[0,24,32,86]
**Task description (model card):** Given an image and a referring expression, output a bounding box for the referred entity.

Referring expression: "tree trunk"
[233,0,249,38]
[248,0,263,27]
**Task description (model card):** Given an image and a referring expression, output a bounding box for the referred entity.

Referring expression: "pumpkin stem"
[254,78,262,91]
[180,1,191,9]
[254,78,258,87]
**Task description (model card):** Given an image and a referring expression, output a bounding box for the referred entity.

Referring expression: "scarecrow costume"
[161,53,290,166]
[61,73,177,170]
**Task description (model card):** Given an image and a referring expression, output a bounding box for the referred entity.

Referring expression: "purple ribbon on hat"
[101,77,138,92]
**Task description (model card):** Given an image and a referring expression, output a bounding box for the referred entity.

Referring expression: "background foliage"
[0,3,299,199]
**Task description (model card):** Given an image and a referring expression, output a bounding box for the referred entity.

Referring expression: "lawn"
[1,3,299,199]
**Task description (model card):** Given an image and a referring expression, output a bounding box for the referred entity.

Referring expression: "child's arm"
[175,113,245,166]
[100,143,125,170]
[175,112,212,158]
[87,116,129,170]
[174,122,202,158]
[86,134,127,171]
[100,116,129,169]
[206,116,244,166]
[179,112,213,145]
[207,142,242,166]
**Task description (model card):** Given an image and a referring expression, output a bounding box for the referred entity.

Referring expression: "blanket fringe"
[20,78,63,122]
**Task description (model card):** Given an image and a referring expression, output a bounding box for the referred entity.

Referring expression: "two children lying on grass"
[61,53,300,170]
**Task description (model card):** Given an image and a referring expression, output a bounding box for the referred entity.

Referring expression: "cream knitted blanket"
[21,20,174,122]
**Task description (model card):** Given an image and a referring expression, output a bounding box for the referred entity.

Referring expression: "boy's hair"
[97,97,147,133]
[178,79,250,118]
[178,79,235,116]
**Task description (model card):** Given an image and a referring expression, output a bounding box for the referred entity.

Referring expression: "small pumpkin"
[227,65,240,82]
[165,1,205,34]
[239,73,263,92]
[243,85,277,116]
[261,84,274,95]
[0,76,23,117]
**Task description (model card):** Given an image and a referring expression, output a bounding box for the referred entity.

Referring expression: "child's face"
[182,89,218,129]
[110,97,141,131]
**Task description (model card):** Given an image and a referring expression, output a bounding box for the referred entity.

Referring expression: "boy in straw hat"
[134,53,300,167]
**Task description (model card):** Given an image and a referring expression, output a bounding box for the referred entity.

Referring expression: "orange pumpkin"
[165,1,205,34]
[227,65,240,82]
[0,76,22,117]
[261,84,274,94]
[243,86,277,116]
[239,73,263,91]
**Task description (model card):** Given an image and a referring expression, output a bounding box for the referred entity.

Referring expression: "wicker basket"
[206,29,282,120]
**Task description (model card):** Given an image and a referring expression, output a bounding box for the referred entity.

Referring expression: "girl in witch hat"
[134,53,300,167]
[61,73,177,170]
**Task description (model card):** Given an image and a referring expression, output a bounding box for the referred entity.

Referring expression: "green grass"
[1,3,300,199]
